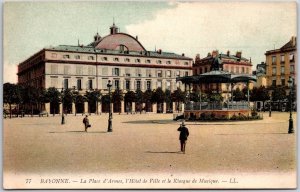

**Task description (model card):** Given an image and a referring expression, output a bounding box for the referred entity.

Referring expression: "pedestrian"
[83,115,90,132]
[177,121,189,154]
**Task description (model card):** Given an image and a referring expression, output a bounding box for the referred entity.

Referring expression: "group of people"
[82,115,189,154]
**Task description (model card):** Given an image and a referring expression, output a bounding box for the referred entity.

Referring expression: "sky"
[3,1,297,83]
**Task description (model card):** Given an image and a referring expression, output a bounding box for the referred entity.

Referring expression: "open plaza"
[3,112,297,189]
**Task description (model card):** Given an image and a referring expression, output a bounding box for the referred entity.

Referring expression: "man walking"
[177,121,189,154]
[83,115,90,132]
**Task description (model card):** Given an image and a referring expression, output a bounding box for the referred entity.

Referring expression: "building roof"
[45,45,192,60]
[280,36,297,50]
[198,53,249,63]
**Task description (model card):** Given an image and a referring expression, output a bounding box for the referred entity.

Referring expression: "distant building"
[17,23,193,114]
[193,50,253,100]
[253,62,267,87]
[265,36,297,87]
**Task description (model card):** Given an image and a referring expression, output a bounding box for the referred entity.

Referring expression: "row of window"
[53,78,180,91]
[271,53,295,64]
[52,53,189,65]
[194,66,251,75]
[272,65,295,75]
[271,78,289,86]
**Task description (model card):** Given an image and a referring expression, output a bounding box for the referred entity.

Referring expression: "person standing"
[83,115,90,132]
[177,121,189,154]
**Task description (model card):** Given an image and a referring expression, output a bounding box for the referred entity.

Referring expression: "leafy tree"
[165,89,172,112]
[171,88,186,112]
[206,90,224,102]
[112,88,123,113]
[46,87,61,116]
[3,83,22,118]
[151,88,165,113]
[272,86,286,101]
[143,89,153,112]
[135,89,144,113]
[124,91,136,113]
[85,90,101,114]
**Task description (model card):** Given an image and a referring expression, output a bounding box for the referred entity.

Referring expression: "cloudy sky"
[3,1,297,83]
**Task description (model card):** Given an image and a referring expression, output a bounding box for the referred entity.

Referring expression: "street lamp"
[107,80,113,132]
[61,88,65,124]
[288,76,294,134]
[269,92,272,117]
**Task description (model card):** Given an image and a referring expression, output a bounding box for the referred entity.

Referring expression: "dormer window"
[88,56,94,60]
[125,58,130,62]
[102,57,108,61]
[166,61,171,64]
[114,57,119,62]
[146,59,151,63]
[75,55,80,60]
[157,60,162,64]
[63,55,70,59]
[184,61,189,65]
[135,59,141,63]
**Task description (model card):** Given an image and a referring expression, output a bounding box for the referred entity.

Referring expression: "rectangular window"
[281,66,285,74]
[231,66,234,73]
[88,66,95,75]
[235,67,239,73]
[272,56,276,64]
[114,68,120,76]
[102,67,108,75]
[88,56,94,60]
[157,60,162,64]
[77,79,82,90]
[125,58,130,62]
[76,66,83,75]
[88,80,93,90]
[157,70,162,77]
[200,68,203,74]
[242,67,245,73]
[51,64,58,74]
[63,79,68,89]
[157,81,162,88]
[114,80,119,89]
[166,70,171,77]
[136,80,141,90]
[51,53,57,58]
[280,55,285,63]
[290,65,295,73]
[166,60,171,64]
[114,57,119,62]
[63,55,70,59]
[64,66,70,75]
[146,69,152,77]
[205,67,208,73]
[176,71,180,77]
[126,80,130,90]
[272,80,276,86]
[147,81,151,90]
[135,59,141,63]
[102,57,108,61]
[272,67,276,75]
[185,71,189,76]
[289,54,294,62]
[246,68,249,74]
[136,68,141,77]
[281,78,285,86]
[75,55,80,60]
[125,68,131,76]
[146,59,151,63]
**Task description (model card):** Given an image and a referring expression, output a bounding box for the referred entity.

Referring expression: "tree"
[165,89,172,112]
[171,88,186,112]
[143,89,153,112]
[111,88,123,113]
[46,87,61,116]
[3,83,22,118]
[124,91,136,113]
[85,90,101,114]
[135,89,144,113]
[206,90,223,102]
[272,86,286,101]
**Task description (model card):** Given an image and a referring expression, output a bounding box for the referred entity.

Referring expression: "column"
[121,100,125,114]
[84,102,88,114]
[59,103,63,114]
[97,102,102,114]
[132,102,136,113]
[172,102,176,113]
[163,102,167,113]
[153,103,157,113]
[45,103,50,114]
[181,103,185,113]
[72,102,75,114]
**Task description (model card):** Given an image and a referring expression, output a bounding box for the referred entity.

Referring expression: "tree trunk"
[31,103,33,117]
[9,103,12,119]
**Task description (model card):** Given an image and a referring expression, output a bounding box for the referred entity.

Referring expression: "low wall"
[184,109,251,120]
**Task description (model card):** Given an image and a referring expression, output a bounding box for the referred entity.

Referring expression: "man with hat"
[177,121,189,154]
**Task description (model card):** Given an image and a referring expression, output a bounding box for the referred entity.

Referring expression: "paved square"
[3,112,297,188]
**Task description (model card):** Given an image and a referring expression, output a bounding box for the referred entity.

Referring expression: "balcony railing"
[185,101,250,110]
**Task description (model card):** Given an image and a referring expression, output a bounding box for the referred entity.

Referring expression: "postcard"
[3,1,297,189]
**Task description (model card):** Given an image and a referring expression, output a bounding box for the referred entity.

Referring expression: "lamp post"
[269,92,272,117]
[61,88,65,124]
[107,80,113,132]
[288,76,294,134]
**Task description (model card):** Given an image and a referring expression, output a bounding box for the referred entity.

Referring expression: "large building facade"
[265,36,297,87]
[17,24,193,114]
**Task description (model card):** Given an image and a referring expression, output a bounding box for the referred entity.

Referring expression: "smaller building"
[265,36,297,87]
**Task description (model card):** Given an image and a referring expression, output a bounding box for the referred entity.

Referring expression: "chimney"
[182,53,185,56]
[195,54,200,62]
[157,49,162,54]
[291,36,296,47]
[236,51,242,58]
[227,50,230,56]
[207,52,211,57]
[212,50,219,58]
[136,35,138,40]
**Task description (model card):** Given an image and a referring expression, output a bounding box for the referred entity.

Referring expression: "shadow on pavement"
[215,133,289,135]
[145,151,182,154]
[49,131,107,134]
[123,120,174,124]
